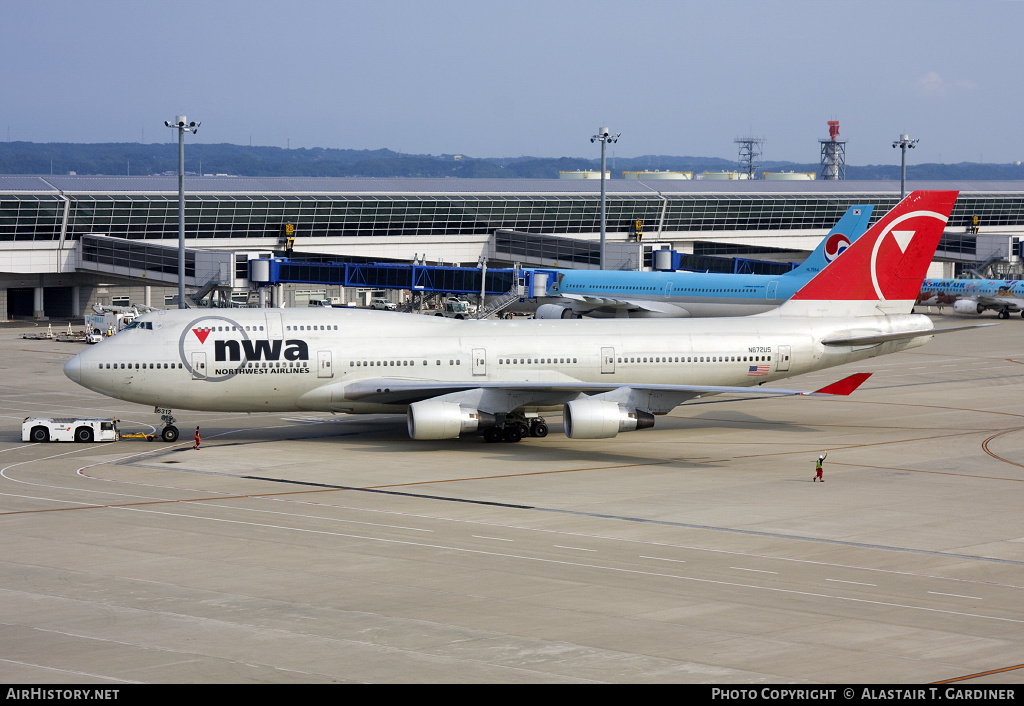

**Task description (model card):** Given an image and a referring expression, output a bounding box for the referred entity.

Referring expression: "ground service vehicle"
[23,417,119,443]
[370,298,397,310]
[435,298,470,318]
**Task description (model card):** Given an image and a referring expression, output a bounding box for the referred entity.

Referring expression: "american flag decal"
[747,365,770,376]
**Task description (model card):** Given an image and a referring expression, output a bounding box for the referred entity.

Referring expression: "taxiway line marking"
[933,662,1024,684]
[928,591,982,600]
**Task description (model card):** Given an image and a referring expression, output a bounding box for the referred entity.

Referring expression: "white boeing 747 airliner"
[63,191,976,444]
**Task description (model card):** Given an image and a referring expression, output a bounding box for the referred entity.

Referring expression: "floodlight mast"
[164,116,200,309]
[892,133,917,200]
[591,127,619,269]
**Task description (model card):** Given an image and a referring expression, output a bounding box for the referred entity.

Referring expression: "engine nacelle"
[953,299,984,315]
[535,304,581,319]
[407,400,496,440]
[562,399,656,439]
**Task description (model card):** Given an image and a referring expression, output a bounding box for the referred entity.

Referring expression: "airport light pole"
[892,133,917,200]
[165,116,200,309]
[591,127,619,269]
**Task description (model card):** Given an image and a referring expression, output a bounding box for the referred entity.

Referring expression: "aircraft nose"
[64,354,81,384]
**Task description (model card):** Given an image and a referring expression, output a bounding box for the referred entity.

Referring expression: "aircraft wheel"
[1000,310,1010,319]
[161,426,179,443]
[483,427,503,443]
[74,427,94,443]
[30,427,49,443]
[502,426,523,443]
[531,422,549,438]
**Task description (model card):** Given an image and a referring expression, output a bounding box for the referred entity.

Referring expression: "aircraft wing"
[304,373,871,412]
[561,293,690,315]
[975,295,1024,311]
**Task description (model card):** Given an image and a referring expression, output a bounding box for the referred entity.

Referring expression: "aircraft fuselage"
[65,307,932,414]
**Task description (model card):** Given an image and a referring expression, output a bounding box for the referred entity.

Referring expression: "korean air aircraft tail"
[785,205,874,278]
[774,190,959,318]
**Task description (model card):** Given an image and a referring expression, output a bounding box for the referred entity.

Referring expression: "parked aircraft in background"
[534,205,874,319]
[64,192,976,445]
[918,278,1024,319]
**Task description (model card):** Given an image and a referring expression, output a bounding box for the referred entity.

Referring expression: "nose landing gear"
[156,408,179,442]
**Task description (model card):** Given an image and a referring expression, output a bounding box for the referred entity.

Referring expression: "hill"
[1,142,1022,180]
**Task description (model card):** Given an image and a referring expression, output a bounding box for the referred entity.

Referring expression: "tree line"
[1,141,1021,180]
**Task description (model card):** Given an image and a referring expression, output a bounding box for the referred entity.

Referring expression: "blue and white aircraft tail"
[534,205,874,319]
[782,205,873,279]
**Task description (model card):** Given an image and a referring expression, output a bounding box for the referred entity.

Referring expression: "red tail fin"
[782,191,958,315]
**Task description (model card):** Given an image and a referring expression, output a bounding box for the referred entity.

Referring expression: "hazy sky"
[2,0,1022,165]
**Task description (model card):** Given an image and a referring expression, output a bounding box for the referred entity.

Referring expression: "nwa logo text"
[213,338,310,362]
[191,327,309,362]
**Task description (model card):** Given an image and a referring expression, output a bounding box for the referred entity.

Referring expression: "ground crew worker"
[814,452,827,482]
[194,426,201,450]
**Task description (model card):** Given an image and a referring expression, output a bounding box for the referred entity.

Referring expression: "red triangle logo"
[192,328,211,344]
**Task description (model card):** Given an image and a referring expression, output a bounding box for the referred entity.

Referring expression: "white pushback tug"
[22,417,120,443]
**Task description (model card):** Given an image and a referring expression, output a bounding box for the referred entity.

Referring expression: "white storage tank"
[763,171,816,180]
[622,170,693,180]
[699,171,750,180]
[558,170,610,180]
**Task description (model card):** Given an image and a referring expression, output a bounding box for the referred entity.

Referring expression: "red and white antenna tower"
[820,120,846,180]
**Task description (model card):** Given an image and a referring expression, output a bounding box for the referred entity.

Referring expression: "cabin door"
[777,345,791,372]
[472,348,487,376]
[191,352,207,380]
[318,350,334,378]
[601,347,615,374]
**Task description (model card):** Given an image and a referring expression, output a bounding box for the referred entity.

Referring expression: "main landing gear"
[481,414,549,443]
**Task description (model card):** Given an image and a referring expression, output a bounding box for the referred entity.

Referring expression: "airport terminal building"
[2,175,1024,318]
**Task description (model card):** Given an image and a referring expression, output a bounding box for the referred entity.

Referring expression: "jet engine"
[407,400,496,440]
[562,399,656,439]
[535,304,581,319]
[953,299,985,315]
